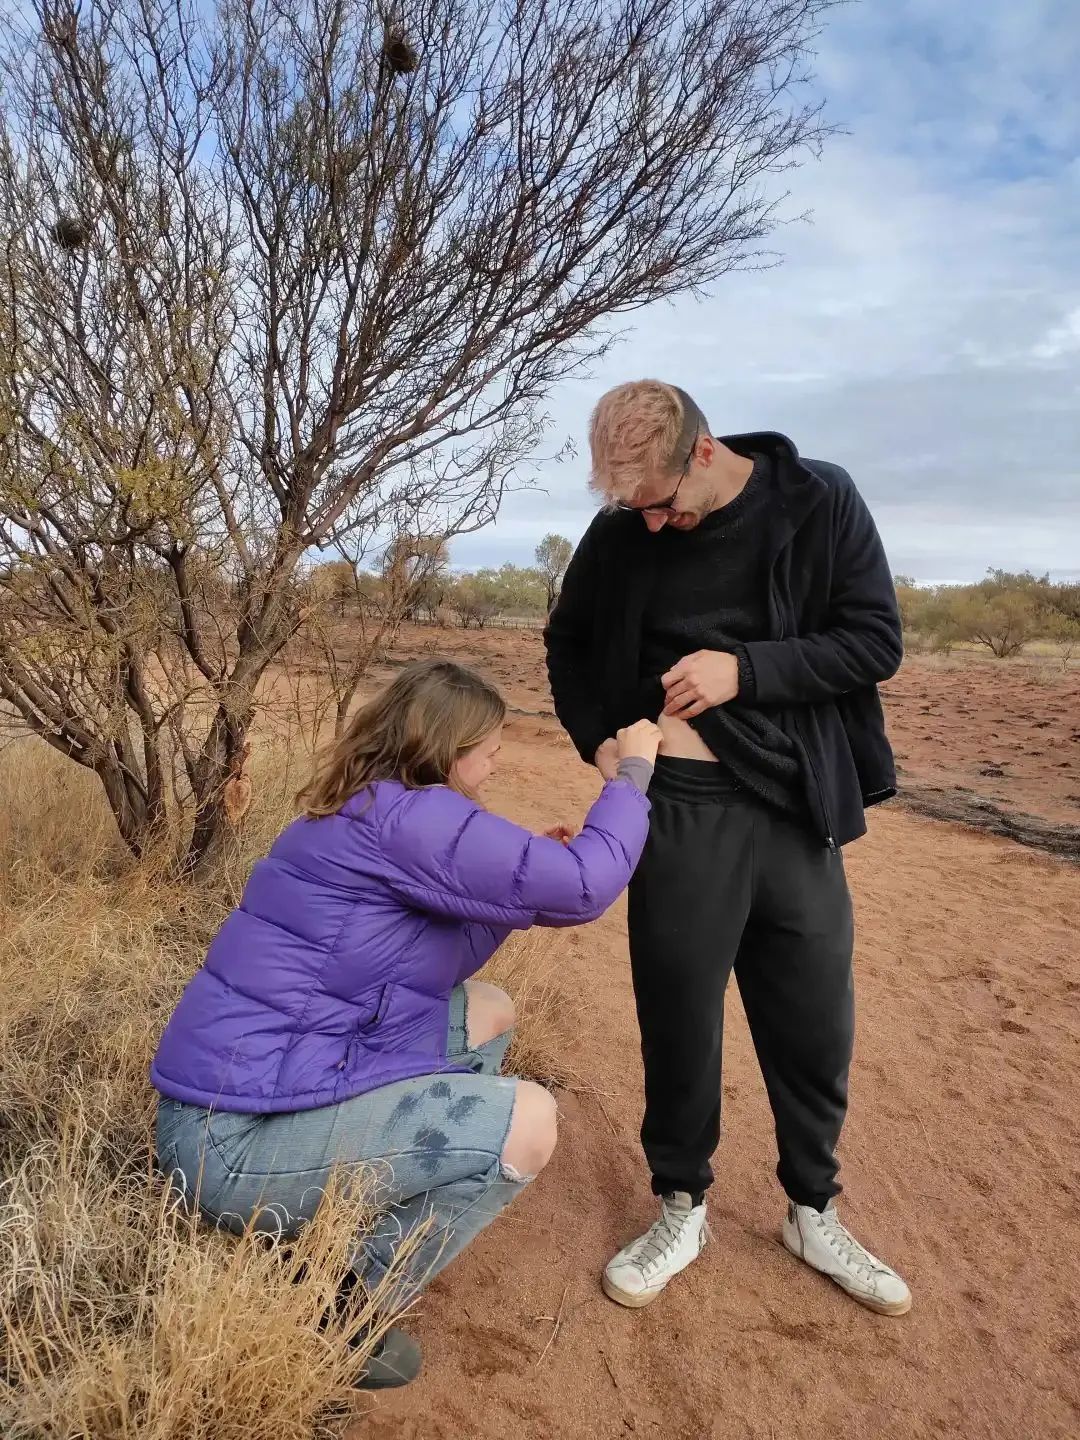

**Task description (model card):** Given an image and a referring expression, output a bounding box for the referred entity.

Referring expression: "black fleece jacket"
[543,431,903,848]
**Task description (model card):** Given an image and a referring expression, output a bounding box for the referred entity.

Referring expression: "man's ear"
[694,433,716,468]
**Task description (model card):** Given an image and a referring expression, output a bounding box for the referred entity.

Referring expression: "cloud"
[453,0,1080,582]
[1032,306,1080,362]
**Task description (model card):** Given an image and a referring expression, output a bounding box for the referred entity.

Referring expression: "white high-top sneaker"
[602,1192,708,1308]
[783,1201,912,1316]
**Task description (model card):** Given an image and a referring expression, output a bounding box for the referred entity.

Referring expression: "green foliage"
[447,564,547,627]
[448,574,502,628]
[897,570,1080,659]
[535,533,573,609]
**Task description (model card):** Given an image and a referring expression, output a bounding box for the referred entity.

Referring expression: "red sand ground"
[883,653,1080,832]
[346,634,1080,1439]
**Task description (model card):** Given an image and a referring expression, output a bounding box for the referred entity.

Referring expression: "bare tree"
[535,532,574,611]
[0,0,837,872]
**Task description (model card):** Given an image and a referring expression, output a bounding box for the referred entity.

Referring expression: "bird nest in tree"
[51,216,90,250]
[382,30,418,74]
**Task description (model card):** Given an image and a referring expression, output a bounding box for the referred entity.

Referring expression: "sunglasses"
[615,431,699,515]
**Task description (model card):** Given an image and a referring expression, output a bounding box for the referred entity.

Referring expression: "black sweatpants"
[627,758,855,1211]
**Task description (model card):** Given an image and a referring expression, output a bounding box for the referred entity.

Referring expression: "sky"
[451,0,1080,583]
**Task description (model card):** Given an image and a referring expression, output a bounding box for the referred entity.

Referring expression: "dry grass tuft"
[0,737,582,1436]
[0,741,403,1438]
[2,1129,413,1439]
[480,929,588,1094]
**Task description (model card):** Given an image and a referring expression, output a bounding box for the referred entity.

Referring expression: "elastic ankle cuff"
[650,1177,708,1204]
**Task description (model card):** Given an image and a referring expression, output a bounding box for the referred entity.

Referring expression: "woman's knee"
[500,1080,558,1178]
[464,980,515,1049]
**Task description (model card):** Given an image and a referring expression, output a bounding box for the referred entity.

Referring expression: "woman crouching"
[151,659,660,1388]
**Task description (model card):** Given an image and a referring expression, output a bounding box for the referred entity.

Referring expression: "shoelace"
[813,1210,882,1282]
[628,1204,693,1274]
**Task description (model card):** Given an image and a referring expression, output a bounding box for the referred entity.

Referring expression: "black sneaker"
[318,1271,421,1389]
[353,1326,422,1389]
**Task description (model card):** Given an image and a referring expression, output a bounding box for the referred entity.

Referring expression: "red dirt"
[345,634,1080,1440]
[882,653,1080,841]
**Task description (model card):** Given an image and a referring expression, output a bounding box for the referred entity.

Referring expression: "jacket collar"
[719,431,826,546]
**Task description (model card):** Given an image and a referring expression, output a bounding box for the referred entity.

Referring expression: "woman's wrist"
[615,756,654,793]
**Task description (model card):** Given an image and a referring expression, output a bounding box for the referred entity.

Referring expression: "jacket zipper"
[770,569,838,853]
[337,986,393,1071]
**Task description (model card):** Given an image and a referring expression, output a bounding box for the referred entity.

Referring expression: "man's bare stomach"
[657,712,717,762]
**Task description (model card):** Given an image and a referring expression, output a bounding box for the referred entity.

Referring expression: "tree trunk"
[178,702,255,878]
[94,745,168,859]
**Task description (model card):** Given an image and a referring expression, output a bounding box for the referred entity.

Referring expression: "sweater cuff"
[615,757,654,794]
[733,645,757,703]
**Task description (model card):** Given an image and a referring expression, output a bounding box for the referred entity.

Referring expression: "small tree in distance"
[449,575,501,629]
[536,534,574,612]
[308,561,358,620]
[950,590,1037,659]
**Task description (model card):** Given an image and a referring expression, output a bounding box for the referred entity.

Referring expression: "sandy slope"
[348,713,1080,1440]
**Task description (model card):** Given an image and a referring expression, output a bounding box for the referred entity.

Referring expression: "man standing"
[544,380,911,1316]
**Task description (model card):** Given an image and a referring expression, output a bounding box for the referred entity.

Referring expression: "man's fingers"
[663,681,700,713]
[664,680,699,708]
[667,697,707,719]
[661,658,692,687]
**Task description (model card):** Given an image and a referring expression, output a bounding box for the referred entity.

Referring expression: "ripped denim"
[154,985,524,1300]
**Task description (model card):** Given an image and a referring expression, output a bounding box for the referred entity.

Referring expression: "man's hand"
[662,650,739,719]
[594,737,620,781]
[543,823,576,846]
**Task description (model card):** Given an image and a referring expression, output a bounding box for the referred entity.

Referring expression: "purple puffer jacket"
[151,777,650,1112]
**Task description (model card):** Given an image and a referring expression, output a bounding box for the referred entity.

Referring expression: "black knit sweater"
[639,455,807,815]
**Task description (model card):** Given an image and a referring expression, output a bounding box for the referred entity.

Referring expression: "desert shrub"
[1,1135,410,1440]
[479,929,586,1094]
[948,589,1039,658]
[448,573,503,629]
[896,569,1079,660]
[448,566,548,628]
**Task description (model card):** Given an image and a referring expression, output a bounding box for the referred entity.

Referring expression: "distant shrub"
[895,570,1080,660]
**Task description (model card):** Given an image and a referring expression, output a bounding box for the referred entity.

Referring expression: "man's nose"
[643,511,668,533]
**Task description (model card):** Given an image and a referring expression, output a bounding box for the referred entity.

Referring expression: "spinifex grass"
[0,737,585,1436]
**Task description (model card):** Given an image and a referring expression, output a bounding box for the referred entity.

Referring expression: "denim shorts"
[154,983,521,1289]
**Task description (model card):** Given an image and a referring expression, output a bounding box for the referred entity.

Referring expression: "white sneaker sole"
[600,1269,670,1309]
[782,1231,912,1317]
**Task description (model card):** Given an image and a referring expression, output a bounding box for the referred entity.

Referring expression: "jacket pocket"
[363,982,394,1031]
[338,984,395,1071]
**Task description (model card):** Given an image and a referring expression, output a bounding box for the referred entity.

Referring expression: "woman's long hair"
[296,659,506,818]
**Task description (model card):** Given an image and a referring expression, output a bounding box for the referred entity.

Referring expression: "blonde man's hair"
[588,380,709,505]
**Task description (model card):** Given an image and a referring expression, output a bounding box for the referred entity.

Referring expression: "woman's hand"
[543,823,576,846]
[616,719,664,766]
[594,737,619,781]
